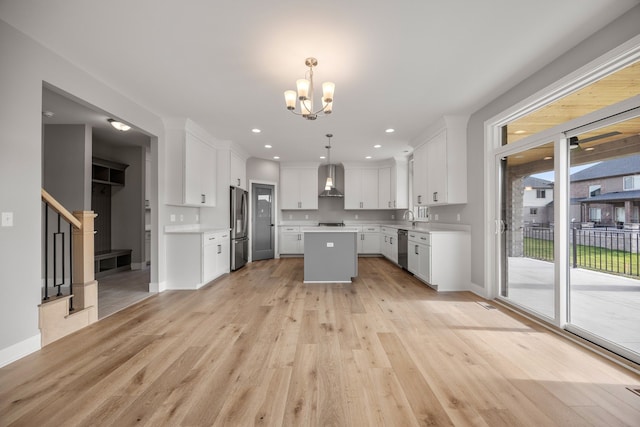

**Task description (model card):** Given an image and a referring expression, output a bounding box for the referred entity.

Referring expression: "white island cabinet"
[166,229,230,289]
[280,163,319,210]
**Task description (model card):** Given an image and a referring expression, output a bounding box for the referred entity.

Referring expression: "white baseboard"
[467,281,487,298]
[151,280,166,293]
[0,334,41,368]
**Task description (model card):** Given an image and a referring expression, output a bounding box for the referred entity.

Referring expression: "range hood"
[319,164,343,198]
[319,134,344,198]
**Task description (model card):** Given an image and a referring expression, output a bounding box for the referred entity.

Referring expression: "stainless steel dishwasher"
[397,229,408,269]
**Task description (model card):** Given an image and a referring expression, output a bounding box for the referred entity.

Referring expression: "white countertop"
[301,226,359,233]
[165,224,230,234]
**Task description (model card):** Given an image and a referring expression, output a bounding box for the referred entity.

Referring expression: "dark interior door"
[252,183,275,261]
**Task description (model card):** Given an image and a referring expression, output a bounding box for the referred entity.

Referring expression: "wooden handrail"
[41,189,82,230]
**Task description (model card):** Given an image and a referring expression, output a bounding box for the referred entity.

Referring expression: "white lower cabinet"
[166,230,230,290]
[407,230,470,291]
[380,226,397,264]
[408,231,431,283]
[279,226,304,255]
[357,225,380,254]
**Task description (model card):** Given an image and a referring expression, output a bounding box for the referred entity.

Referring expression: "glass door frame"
[484,35,640,333]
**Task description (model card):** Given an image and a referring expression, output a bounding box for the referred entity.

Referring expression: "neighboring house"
[570,154,640,226]
[523,176,554,226]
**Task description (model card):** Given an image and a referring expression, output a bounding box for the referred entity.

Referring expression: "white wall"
[0,19,165,364]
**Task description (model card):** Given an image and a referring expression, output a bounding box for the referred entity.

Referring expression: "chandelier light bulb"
[284,57,335,121]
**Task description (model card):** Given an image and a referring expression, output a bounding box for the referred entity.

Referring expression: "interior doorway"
[251,183,275,261]
[42,84,155,319]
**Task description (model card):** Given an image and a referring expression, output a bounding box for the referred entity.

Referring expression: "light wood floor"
[1,258,639,426]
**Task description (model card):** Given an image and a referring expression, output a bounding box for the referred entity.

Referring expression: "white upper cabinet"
[166,120,217,207]
[378,166,392,209]
[280,163,319,210]
[384,158,409,209]
[344,166,378,209]
[230,150,246,190]
[412,115,469,206]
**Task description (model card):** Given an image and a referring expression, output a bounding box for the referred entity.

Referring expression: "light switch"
[170,214,176,222]
[1,212,13,227]
[326,242,334,248]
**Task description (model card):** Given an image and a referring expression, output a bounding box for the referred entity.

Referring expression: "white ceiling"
[2,0,638,162]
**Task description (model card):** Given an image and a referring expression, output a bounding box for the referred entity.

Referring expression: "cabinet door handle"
[417,195,422,204]
[390,237,393,245]
[237,178,241,186]
[433,192,438,202]
[201,194,206,204]
[217,244,221,254]
[415,245,419,255]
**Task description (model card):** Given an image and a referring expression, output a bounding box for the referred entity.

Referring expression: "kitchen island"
[302,227,358,283]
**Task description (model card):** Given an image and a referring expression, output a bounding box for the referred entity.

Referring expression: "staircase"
[40,189,98,346]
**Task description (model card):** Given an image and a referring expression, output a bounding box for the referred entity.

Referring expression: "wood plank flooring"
[1,258,639,426]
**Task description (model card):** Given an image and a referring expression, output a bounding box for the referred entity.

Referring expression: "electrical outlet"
[435,214,439,221]
[179,214,184,222]
[289,214,293,220]
[354,214,358,219]
[1,212,13,227]
[196,214,199,222]
[305,214,308,219]
[391,214,395,219]
[170,214,176,222]
[457,213,461,222]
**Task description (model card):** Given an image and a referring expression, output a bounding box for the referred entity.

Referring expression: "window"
[623,175,640,190]
[530,208,538,215]
[589,207,602,221]
[589,185,601,197]
[536,189,546,199]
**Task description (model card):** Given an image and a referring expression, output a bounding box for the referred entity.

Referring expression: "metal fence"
[522,226,640,277]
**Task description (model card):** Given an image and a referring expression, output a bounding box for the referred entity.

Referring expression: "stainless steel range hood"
[319,134,344,198]
[319,164,343,198]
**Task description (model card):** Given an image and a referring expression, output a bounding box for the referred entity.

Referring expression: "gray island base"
[303,228,358,283]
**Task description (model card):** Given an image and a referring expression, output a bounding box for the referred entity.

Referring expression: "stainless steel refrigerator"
[230,186,249,270]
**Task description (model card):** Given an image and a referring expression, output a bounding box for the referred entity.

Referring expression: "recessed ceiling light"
[543,156,553,160]
[514,130,527,135]
[373,144,382,148]
[365,156,372,159]
[264,144,272,148]
[273,156,280,160]
[108,119,130,132]
[584,147,595,151]
[385,128,395,133]
[320,156,326,159]
[252,128,261,133]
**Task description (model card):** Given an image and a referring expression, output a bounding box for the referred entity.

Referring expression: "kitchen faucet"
[402,210,416,228]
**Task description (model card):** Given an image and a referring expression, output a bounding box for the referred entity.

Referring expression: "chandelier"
[284,57,335,120]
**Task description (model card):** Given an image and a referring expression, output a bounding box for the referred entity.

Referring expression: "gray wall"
[43,124,92,210]
[93,140,145,265]
[0,19,165,360]
[247,157,279,183]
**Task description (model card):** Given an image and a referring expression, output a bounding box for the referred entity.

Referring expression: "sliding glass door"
[566,113,640,361]
[499,141,556,319]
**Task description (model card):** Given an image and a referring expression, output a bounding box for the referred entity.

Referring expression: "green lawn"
[523,237,640,277]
